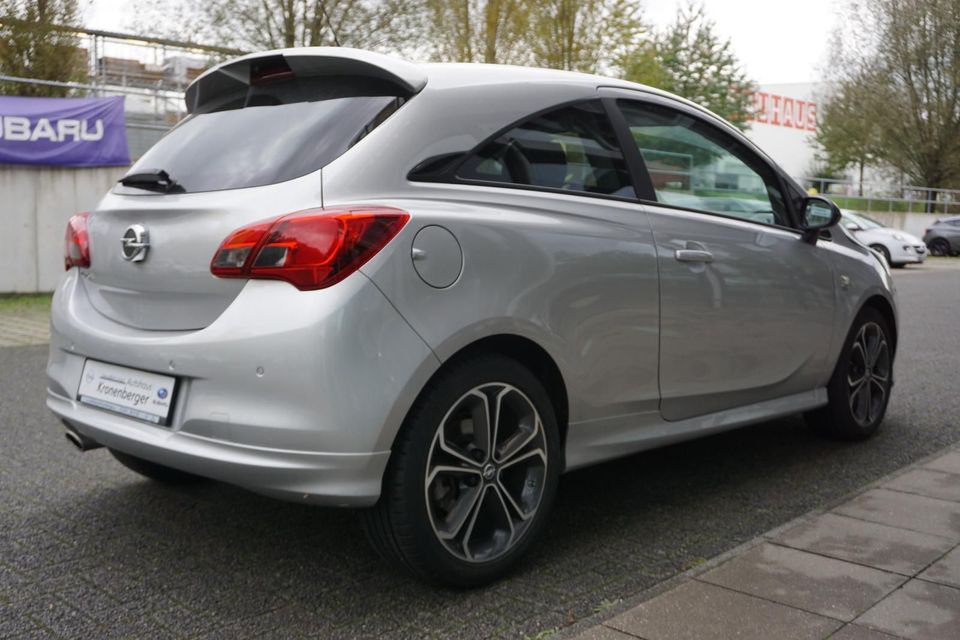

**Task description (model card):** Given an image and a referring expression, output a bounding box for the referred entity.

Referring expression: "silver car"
[49,48,898,587]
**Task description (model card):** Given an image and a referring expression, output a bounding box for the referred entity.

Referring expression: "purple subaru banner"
[0,95,130,167]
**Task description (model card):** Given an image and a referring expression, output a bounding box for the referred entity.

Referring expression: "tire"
[870,244,891,266]
[109,449,204,484]
[362,354,561,588]
[929,238,950,257]
[804,307,894,440]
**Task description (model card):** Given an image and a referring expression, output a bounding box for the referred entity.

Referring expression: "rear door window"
[119,76,405,194]
[457,101,634,198]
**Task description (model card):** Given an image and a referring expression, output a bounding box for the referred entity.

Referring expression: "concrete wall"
[855,211,941,240]
[1,165,127,293]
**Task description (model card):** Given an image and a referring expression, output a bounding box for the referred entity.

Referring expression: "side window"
[458,101,634,197]
[618,100,790,227]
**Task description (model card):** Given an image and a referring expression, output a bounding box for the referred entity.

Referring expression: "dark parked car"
[923,216,960,256]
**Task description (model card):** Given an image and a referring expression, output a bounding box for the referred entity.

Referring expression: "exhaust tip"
[64,430,84,449]
[62,422,103,452]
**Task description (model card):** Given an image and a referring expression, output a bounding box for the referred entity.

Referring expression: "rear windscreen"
[119,76,406,194]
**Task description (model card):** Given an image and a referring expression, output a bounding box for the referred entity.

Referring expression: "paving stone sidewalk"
[569,447,960,640]
[0,307,50,347]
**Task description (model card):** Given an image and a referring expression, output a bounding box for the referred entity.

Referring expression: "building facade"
[744,82,824,180]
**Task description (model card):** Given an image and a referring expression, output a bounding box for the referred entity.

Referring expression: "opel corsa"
[49,48,898,587]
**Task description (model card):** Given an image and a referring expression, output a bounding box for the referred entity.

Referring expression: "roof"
[420,61,630,87]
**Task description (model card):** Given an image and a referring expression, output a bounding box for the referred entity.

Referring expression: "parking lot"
[2,259,959,640]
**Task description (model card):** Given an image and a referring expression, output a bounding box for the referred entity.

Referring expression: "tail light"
[210,206,409,291]
[64,212,91,270]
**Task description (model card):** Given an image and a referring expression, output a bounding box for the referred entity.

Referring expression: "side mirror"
[799,197,841,244]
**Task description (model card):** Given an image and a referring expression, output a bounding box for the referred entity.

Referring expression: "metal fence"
[0,23,244,158]
[799,176,960,216]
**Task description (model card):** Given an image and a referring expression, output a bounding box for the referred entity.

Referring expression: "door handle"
[674,249,714,263]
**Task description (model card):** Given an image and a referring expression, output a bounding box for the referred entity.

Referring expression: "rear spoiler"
[185,47,427,114]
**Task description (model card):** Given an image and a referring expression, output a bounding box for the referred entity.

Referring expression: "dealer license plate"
[78,360,176,425]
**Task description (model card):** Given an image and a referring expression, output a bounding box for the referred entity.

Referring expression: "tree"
[131,0,421,53]
[422,0,530,64]
[530,0,647,73]
[419,0,647,71]
[0,0,85,96]
[617,39,664,88]
[829,0,960,207]
[816,80,882,196]
[622,2,753,128]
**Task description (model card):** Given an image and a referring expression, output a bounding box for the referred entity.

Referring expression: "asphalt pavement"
[1,260,959,639]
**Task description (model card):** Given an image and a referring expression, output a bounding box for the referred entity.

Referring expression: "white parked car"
[841,210,926,267]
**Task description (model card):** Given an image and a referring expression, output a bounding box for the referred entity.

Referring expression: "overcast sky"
[82,0,842,85]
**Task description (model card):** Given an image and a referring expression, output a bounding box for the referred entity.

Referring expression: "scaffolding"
[0,20,245,158]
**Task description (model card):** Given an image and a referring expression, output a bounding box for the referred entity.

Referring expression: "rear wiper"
[119,169,185,193]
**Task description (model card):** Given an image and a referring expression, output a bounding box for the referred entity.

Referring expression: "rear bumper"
[49,389,389,505]
[46,270,439,506]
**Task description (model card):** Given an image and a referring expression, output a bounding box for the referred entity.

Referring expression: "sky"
[82,0,842,85]
[642,0,842,84]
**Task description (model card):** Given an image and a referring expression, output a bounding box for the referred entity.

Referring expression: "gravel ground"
[1,261,958,639]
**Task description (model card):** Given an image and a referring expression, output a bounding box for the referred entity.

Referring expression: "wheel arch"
[398,333,570,466]
[859,294,898,355]
[821,291,899,388]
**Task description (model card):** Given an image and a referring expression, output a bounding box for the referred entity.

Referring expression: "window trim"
[601,97,655,201]
[607,94,806,234]
[407,97,643,204]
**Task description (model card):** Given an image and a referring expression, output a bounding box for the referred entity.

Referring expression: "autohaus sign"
[0,95,130,166]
